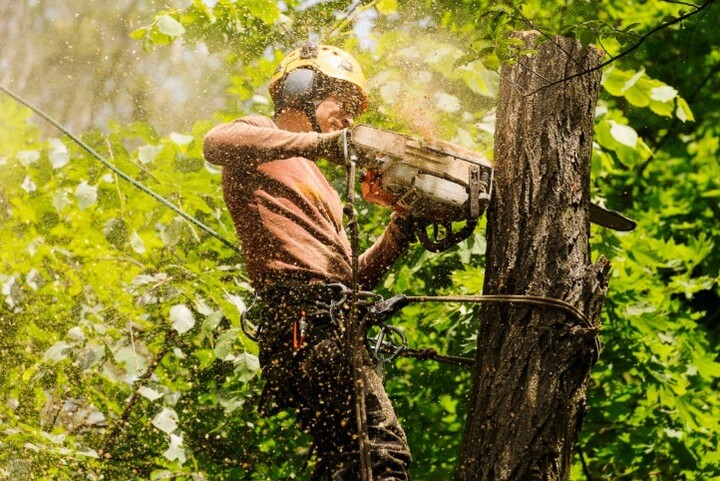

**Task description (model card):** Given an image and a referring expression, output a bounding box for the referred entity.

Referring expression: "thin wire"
[0,84,243,256]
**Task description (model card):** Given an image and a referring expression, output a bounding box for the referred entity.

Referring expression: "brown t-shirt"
[203,114,410,289]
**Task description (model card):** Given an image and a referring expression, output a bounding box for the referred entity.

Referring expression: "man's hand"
[317,128,349,166]
[390,210,417,244]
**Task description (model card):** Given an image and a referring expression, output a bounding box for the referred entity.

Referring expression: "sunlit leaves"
[595,115,653,168]
[602,66,691,119]
[243,0,281,25]
[43,341,73,363]
[103,218,129,248]
[17,150,40,166]
[676,97,694,123]
[132,0,283,57]
[21,176,37,193]
[131,12,186,49]
[169,132,193,146]
[130,231,147,254]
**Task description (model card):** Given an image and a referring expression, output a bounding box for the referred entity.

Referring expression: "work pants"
[258,300,412,480]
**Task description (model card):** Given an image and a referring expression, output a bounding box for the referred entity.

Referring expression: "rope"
[400,347,475,367]
[404,294,593,328]
[342,133,373,481]
[382,294,599,368]
[0,84,243,256]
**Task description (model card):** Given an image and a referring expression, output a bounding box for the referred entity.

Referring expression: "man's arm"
[203,115,343,167]
[358,213,415,290]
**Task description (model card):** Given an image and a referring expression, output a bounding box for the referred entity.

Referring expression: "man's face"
[315,95,355,133]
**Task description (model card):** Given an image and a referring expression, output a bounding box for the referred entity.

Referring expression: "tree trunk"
[457,33,610,481]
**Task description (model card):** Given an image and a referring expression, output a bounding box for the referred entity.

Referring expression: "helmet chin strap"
[304,99,323,133]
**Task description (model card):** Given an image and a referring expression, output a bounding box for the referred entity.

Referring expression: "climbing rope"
[341,132,374,481]
[366,293,599,371]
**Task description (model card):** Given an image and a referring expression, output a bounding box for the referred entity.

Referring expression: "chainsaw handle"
[415,218,478,253]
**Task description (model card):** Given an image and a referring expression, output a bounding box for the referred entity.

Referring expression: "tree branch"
[325,0,379,42]
[98,329,177,459]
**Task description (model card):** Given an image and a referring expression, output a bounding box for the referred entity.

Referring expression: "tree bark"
[457,33,610,481]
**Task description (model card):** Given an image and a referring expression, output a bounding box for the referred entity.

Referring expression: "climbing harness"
[0,84,243,256]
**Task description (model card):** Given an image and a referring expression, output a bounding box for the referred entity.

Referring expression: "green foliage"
[2,0,719,479]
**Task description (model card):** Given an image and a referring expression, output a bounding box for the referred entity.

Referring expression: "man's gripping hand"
[316,129,349,166]
[390,210,417,244]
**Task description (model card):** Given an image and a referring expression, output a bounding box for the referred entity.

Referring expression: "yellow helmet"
[269,43,368,118]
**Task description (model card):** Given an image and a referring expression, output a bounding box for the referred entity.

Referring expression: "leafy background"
[0,0,718,479]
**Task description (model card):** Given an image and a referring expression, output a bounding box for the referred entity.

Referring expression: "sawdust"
[393,91,437,143]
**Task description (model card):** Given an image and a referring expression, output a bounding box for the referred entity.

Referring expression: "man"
[204,43,413,480]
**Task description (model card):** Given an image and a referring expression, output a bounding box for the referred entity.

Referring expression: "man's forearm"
[358,214,414,290]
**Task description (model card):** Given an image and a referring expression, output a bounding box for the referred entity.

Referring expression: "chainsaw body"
[351,124,494,252]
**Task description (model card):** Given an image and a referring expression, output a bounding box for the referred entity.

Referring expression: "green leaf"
[609,121,638,148]
[129,231,147,254]
[103,218,129,248]
[156,14,185,37]
[138,144,162,165]
[151,407,179,434]
[214,327,241,361]
[169,303,195,334]
[201,310,223,336]
[690,354,720,379]
[160,217,186,247]
[676,97,694,122]
[17,150,40,166]
[75,342,105,370]
[163,433,186,464]
[234,351,260,383]
[650,85,677,102]
[170,132,193,145]
[48,139,70,169]
[75,181,97,209]
[138,386,164,401]
[43,340,73,363]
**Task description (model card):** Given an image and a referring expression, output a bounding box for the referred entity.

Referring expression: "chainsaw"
[349,124,636,253]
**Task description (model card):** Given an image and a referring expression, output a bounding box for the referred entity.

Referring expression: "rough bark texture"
[457,33,611,481]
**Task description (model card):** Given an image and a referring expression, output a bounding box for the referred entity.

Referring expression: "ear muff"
[277,68,317,110]
[275,68,323,132]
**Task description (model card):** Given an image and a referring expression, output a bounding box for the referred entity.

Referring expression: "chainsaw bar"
[589,203,636,231]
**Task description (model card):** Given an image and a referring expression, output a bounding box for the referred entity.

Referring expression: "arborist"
[203,43,414,480]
